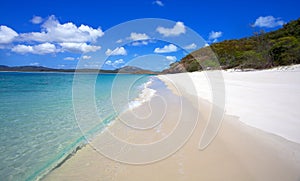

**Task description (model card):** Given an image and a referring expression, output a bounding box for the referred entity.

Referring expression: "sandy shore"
[44,69,300,181]
[160,66,300,144]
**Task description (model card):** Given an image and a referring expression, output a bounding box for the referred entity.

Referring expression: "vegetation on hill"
[164,17,300,73]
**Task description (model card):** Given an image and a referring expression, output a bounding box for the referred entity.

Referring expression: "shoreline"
[44,74,300,180]
[31,76,156,180]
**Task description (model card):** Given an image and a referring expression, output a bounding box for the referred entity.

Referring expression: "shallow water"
[0,72,152,180]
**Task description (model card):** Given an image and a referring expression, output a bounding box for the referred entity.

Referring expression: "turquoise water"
[0,72,152,181]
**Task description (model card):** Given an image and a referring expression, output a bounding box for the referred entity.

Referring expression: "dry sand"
[160,66,300,143]
[44,69,300,181]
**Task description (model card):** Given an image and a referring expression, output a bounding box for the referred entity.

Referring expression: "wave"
[127,77,156,110]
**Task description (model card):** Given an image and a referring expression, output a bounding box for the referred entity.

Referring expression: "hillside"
[164,17,300,73]
[117,66,158,74]
[0,65,57,72]
[0,65,157,74]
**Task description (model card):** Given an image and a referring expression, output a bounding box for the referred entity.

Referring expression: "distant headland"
[0,65,158,74]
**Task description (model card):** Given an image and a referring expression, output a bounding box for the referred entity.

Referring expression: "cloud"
[127,32,150,46]
[128,32,150,41]
[209,31,223,42]
[60,42,101,53]
[165,56,177,62]
[156,22,186,37]
[34,43,57,54]
[11,42,100,54]
[64,57,75,61]
[12,43,57,54]
[131,41,149,46]
[105,47,127,56]
[0,25,18,44]
[30,62,40,66]
[252,16,285,28]
[154,44,178,53]
[82,55,91,60]
[153,0,164,6]
[12,45,33,54]
[105,60,112,65]
[105,59,125,67]
[20,15,104,43]
[183,43,197,50]
[209,31,222,40]
[2,15,104,55]
[31,16,43,24]
[116,39,123,43]
[82,61,102,68]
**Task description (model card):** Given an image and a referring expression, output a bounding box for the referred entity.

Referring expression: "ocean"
[0,72,154,181]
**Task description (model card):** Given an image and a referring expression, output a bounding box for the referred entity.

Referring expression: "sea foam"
[127,77,156,110]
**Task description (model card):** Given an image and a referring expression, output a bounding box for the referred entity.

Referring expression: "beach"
[44,66,300,181]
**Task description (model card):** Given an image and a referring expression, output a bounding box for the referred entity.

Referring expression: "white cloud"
[153,0,164,6]
[12,43,57,54]
[113,59,124,66]
[209,31,222,40]
[31,16,43,24]
[156,22,186,37]
[131,41,149,46]
[82,61,102,68]
[154,44,178,53]
[12,42,100,54]
[0,25,18,44]
[60,42,101,53]
[166,56,177,62]
[209,31,222,42]
[184,43,197,50]
[30,62,40,66]
[64,57,75,61]
[127,32,150,46]
[116,39,123,43]
[82,55,91,60]
[20,15,104,43]
[105,59,124,67]
[128,32,150,41]
[105,47,127,56]
[105,60,112,65]
[12,45,33,54]
[34,42,57,54]
[252,16,285,28]
[2,15,105,55]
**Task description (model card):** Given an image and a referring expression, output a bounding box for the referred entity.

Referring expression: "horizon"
[0,64,156,72]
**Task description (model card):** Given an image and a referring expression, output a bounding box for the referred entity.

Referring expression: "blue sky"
[0,0,299,70]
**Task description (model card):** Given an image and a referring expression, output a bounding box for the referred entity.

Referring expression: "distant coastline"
[0,65,158,74]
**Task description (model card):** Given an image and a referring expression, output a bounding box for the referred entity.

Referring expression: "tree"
[270,36,300,65]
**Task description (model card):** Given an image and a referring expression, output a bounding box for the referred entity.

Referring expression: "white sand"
[159,65,300,144]
[44,67,300,180]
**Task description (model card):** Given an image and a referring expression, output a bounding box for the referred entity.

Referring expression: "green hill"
[164,17,300,73]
